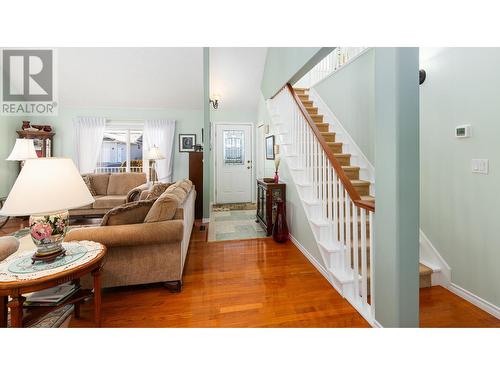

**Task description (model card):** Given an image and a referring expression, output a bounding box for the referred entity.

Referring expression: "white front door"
[216,123,253,203]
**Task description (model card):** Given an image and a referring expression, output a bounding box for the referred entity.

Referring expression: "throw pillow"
[101,200,154,226]
[144,193,179,223]
[178,179,193,193]
[82,175,97,196]
[169,187,187,203]
[145,182,172,201]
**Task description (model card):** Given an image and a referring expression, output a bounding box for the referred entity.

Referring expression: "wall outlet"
[456,124,471,138]
[472,159,489,174]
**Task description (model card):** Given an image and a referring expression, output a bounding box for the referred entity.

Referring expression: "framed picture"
[179,134,196,152]
[265,135,275,160]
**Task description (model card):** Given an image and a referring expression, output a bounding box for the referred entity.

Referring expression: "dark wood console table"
[256,179,286,236]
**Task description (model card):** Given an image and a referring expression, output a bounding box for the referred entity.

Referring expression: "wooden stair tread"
[360,195,375,202]
[342,166,360,171]
[334,153,351,157]
[350,180,370,187]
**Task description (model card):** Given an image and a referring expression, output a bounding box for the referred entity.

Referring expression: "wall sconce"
[209,95,220,110]
[419,69,426,85]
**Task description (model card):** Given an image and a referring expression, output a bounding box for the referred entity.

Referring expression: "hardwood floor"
[70,222,370,327]
[1,220,498,327]
[419,286,500,328]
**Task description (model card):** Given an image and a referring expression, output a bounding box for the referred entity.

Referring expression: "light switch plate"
[472,159,489,174]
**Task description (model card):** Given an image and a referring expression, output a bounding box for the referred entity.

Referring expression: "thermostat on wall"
[455,125,471,138]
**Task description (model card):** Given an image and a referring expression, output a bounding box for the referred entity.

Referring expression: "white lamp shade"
[6,139,38,161]
[0,158,95,216]
[147,146,165,160]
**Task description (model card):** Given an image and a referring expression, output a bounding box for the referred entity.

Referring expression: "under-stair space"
[270,85,433,324]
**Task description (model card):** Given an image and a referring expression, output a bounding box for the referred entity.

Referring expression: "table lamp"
[0,158,95,262]
[6,139,38,165]
[147,146,165,184]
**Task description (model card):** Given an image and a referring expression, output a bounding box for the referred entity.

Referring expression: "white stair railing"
[295,47,368,88]
[272,84,375,323]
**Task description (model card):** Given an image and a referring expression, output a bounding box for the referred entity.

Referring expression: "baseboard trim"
[289,234,334,288]
[446,283,500,320]
[372,320,383,328]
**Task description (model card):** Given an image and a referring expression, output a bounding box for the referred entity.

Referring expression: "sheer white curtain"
[143,119,176,182]
[73,117,107,174]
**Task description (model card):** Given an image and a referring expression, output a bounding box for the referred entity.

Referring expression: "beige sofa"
[70,172,147,217]
[65,179,196,291]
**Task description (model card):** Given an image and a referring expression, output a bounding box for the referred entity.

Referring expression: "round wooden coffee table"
[0,240,106,328]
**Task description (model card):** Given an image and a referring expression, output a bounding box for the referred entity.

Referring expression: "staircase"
[269,84,432,324]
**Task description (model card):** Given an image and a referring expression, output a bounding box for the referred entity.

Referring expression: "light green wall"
[0,108,203,198]
[260,48,333,99]
[420,48,500,307]
[314,49,375,164]
[0,116,27,197]
[203,47,211,218]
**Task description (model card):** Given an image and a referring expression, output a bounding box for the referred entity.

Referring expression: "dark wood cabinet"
[189,152,203,220]
[16,130,54,158]
[256,179,286,236]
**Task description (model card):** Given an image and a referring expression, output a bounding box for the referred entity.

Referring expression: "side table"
[0,240,106,328]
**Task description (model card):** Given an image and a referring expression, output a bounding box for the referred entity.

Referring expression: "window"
[95,124,144,173]
[223,130,244,165]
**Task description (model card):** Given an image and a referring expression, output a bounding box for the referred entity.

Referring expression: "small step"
[363,263,433,292]
[310,114,324,123]
[298,94,309,101]
[419,264,433,288]
[326,142,343,153]
[302,100,314,107]
[316,123,330,132]
[342,166,360,180]
[321,132,335,142]
[306,106,318,115]
[351,180,371,196]
[334,153,351,166]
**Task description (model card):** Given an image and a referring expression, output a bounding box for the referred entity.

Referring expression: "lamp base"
[29,210,69,262]
[31,249,66,264]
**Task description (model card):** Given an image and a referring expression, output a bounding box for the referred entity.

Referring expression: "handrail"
[285,83,375,212]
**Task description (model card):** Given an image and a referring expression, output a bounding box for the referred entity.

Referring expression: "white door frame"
[213,122,255,204]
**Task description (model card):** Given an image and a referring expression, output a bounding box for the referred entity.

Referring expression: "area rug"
[207,209,267,242]
[212,203,257,212]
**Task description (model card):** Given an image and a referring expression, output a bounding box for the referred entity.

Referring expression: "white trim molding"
[446,283,500,320]
[419,230,451,287]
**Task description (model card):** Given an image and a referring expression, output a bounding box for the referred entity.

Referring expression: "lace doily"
[0,241,104,282]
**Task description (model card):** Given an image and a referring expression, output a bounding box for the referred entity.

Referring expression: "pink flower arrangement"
[31,222,53,241]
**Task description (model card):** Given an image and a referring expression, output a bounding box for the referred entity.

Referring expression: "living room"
[1,1,498,374]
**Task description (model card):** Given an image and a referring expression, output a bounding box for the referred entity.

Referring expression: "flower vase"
[273,171,279,183]
[29,210,69,256]
[272,198,289,243]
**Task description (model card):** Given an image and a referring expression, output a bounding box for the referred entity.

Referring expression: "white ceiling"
[209,47,267,112]
[58,48,204,109]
